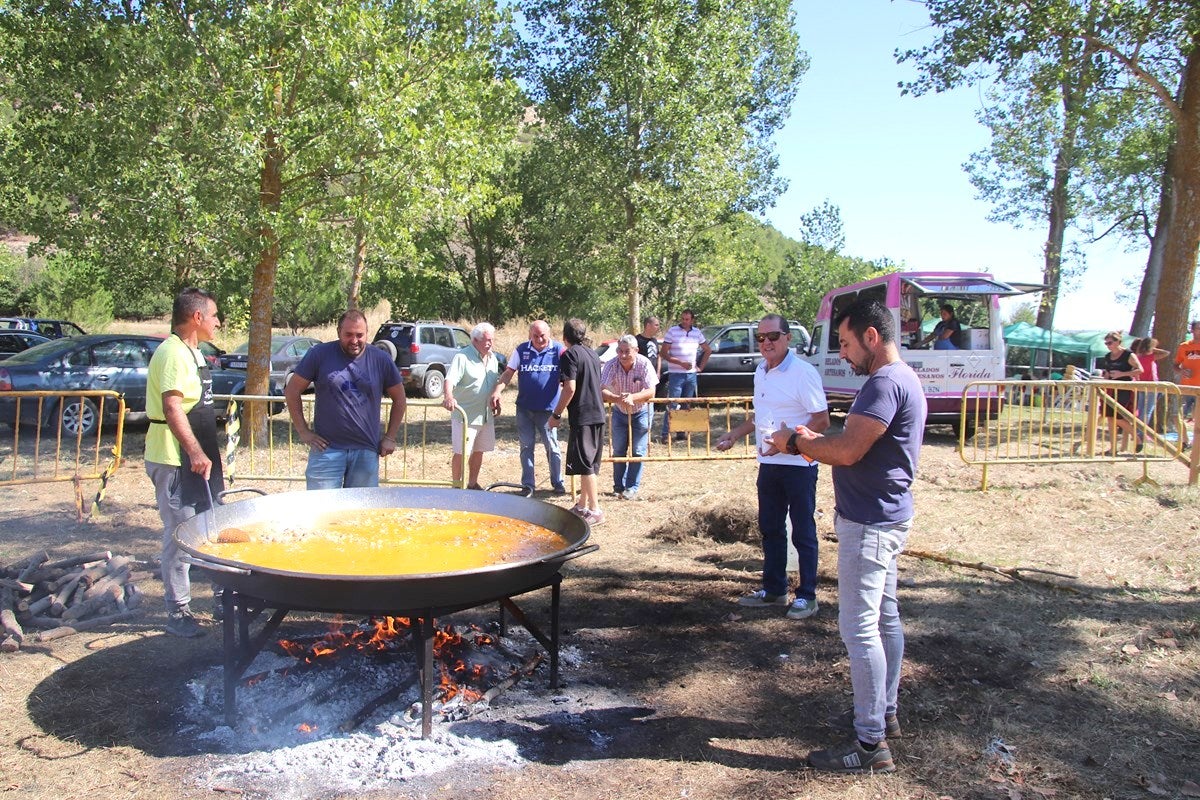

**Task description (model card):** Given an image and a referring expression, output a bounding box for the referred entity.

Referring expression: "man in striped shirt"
[600,335,658,500]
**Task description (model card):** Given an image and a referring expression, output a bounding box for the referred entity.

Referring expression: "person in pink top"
[1131,337,1168,450]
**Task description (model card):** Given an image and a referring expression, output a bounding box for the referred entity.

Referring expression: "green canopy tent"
[1002,323,1133,377]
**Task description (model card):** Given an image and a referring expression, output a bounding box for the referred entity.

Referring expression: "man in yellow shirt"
[145,288,222,638]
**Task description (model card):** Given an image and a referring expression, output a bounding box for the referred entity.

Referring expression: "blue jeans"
[1136,389,1157,435]
[835,513,910,746]
[659,371,698,439]
[756,463,819,600]
[306,447,380,490]
[611,406,650,493]
[516,406,564,492]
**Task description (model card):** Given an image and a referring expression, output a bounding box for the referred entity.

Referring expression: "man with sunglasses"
[716,314,829,621]
[286,310,406,489]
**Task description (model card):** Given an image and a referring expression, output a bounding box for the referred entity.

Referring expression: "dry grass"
[1,419,1197,800]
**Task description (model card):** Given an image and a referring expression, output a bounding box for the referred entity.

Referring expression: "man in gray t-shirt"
[771,298,926,775]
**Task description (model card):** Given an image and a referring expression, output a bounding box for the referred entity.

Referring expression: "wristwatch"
[552,412,562,420]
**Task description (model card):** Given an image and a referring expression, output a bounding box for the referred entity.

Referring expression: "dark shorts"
[565,423,604,475]
[1102,387,1134,418]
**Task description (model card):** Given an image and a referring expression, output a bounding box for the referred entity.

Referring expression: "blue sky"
[761,0,1145,332]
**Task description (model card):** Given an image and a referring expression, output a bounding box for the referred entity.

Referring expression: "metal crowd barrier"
[958,380,1199,490]
[605,395,760,463]
[0,390,126,515]
[216,395,469,487]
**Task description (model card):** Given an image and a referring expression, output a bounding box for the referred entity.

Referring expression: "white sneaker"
[787,597,819,620]
[737,589,789,607]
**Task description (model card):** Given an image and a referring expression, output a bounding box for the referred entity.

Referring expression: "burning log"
[340,677,418,732]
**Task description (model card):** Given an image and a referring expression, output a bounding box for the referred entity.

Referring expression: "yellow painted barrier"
[0,390,126,512]
[216,395,469,487]
[958,380,1198,489]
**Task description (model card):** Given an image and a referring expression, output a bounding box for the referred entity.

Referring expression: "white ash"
[184,623,612,795]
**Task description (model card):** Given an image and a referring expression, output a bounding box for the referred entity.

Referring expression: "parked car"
[371,320,473,399]
[698,320,811,395]
[220,334,321,387]
[0,317,87,338]
[0,334,280,436]
[0,330,52,361]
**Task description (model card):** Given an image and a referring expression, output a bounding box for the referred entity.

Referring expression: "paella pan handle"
[179,554,251,575]
[217,487,268,503]
[537,544,600,565]
[484,482,531,497]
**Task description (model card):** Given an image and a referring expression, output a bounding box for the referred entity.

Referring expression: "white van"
[805,271,1041,432]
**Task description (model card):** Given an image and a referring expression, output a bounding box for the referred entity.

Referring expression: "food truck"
[806,271,1042,433]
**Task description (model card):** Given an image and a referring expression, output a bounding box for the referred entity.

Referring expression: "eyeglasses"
[755,331,785,343]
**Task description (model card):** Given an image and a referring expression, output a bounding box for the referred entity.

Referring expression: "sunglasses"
[1105,338,1118,344]
[755,331,785,343]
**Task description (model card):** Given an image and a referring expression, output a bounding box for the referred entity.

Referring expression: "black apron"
[152,336,224,512]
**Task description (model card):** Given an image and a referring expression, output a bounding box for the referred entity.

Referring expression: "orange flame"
[296,723,317,733]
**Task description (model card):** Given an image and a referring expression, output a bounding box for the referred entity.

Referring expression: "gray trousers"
[146,460,208,611]
[835,513,911,745]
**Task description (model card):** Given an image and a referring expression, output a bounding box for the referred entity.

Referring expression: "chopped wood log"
[83,566,131,602]
[124,584,143,610]
[0,578,34,594]
[48,569,84,592]
[49,574,85,617]
[78,561,111,587]
[1,588,24,644]
[480,653,543,706]
[15,551,50,582]
[0,635,18,653]
[23,567,66,585]
[25,594,53,617]
[42,551,112,571]
[63,584,123,622]
[33,609,142,642]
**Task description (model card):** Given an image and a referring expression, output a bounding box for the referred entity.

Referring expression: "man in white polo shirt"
[717,314,829,620]
[658,309,712,442]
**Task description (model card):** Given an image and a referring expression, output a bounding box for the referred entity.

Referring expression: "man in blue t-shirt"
[771,298,927,776]
[285,310,406,489]
[492,320,566,495]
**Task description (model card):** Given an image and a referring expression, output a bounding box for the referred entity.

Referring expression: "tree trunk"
[1131,145,1179,338]
[625,196,640,333]
[348,220,366,311]
[1151,42,1200,383]
[246,114,283,441]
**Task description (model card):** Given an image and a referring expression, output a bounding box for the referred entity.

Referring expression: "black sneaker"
[807,737,895,774]
[826,708,902,739]
[166,607,206,638]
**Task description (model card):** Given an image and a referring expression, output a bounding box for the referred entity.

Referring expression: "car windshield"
[0,337,80,364]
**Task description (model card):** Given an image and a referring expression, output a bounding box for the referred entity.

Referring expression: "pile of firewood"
[0,550,146,652]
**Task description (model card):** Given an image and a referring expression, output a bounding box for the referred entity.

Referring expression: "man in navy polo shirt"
[492,320,566,495]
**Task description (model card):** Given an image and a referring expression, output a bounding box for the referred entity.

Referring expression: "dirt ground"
[1,416,1198,800]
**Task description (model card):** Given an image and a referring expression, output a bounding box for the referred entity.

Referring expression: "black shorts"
[565,423,605,476]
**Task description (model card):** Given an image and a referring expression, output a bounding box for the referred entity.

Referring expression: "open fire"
[189,614,541,746]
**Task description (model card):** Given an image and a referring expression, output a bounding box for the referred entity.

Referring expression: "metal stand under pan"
[216,573,564,738]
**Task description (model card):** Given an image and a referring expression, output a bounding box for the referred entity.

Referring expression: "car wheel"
[58,397,99,436]
[374,339,398,363]
[422,368,445,399]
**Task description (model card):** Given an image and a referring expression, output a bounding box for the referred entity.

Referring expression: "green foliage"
[771,244,885,328]
[520,0,806,327]
[33,254,114,332]
[1004,301,1039,325]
